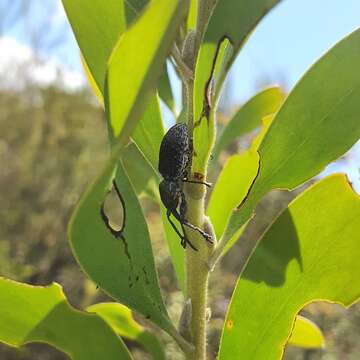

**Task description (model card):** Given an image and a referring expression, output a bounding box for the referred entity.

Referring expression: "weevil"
[158,123,213,251]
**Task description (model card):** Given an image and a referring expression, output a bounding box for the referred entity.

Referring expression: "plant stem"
[184,183,212,360]
[171,45,194,83]
[184,71,209,359]
[184,69,212,360]
[180,2,217,358]
[194,0,214,55]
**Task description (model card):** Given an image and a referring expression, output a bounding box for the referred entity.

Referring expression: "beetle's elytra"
[158,123,213,251]
[158,123,191,181]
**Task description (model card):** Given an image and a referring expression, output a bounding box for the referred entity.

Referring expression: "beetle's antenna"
[183,179,212,188]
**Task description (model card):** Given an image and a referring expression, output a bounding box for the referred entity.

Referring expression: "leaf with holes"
[219,175,360,359]
[68,156,176,337]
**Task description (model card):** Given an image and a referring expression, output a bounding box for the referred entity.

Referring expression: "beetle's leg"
[178,222,198,251]
[177,192,213,244]
[100,180,126,239]
[166,209,185,244]
[166,209,197,251]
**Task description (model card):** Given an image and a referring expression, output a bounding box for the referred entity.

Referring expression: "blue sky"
[228,0,360,103]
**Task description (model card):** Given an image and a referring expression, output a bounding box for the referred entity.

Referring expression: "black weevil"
[158,123,213,251]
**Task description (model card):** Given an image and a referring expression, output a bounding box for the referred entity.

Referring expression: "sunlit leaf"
[105,0,188,141]
[65,1,163,197]
[81,55,104,106]
[62,0,127,94]
[219,175,360,359]
[187,0,197,30]
[288,315,325,349]
[208,116,274,258]
[207,151,259,240]
[0,278,132,360]
[87,302,165,359]
[213,87,285,160]
[221,28,360,249]
[62,0,152,93]
[65,0,174,172]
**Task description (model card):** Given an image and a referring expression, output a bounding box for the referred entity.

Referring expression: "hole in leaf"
[102,187,125,232]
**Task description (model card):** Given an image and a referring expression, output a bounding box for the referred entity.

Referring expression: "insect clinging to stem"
[158,123,213,251]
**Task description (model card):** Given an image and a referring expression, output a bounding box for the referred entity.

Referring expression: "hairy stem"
[194,0,215,55]
[183,48,212,360]
[185,187,211,360]
[180,2,217,358]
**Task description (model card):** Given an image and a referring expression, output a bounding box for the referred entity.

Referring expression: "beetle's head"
[159,179,180,211]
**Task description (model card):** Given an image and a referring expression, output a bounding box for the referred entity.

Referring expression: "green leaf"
[0,278,132,360]
[288,315,325,349]
[208,116,273,258]
[121,142,160,201]
[69,0,188,301]
[67,0,168,168]
[68,0,172,115]
[192,38,232,175]
[62,0,127,94]
[64,1,163,197]
[125,0,148,14]
[191,0,280,174]
[219,174,360,359]
[207,151,259,240]
[68,157,175,335]
[213,87,285,160]
[87,302,165,359]
[121,144,186,291]
[105,0,188,141]
[62,0,152,94]
[132,94,164,170]
[221,27,360,249]
[187,0,197,30]
[105,4,187,279]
